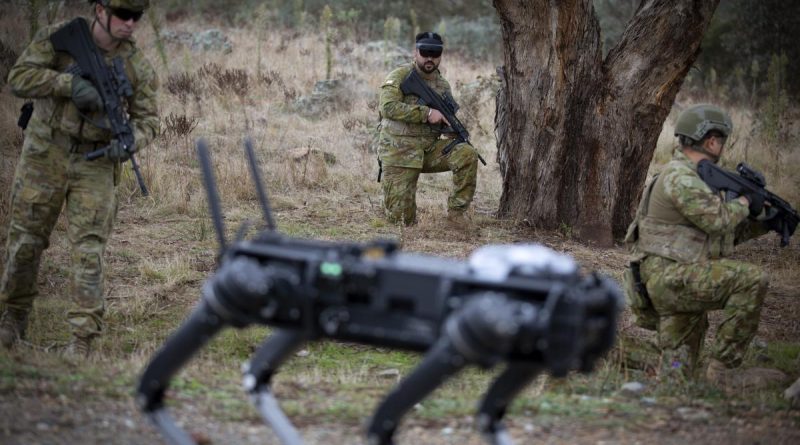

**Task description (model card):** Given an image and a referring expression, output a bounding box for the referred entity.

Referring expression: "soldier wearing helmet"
[0,0,159,358]
[89,1,150,44]
[622,104,787,391]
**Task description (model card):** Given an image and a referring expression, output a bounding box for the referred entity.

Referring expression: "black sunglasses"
[706,131,728,143]
[110,7,144,22]
[419,48,442,58]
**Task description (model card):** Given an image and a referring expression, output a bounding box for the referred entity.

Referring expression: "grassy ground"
[1,6,799,445]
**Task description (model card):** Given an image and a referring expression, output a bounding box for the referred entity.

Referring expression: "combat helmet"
[674,104,733,144]
[90,0,150,11]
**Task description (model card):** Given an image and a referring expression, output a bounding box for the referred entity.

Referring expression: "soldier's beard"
[419,61,437,74]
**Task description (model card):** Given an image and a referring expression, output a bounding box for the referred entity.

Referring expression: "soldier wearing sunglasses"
[377,32,479,227]
[1,0,159,359]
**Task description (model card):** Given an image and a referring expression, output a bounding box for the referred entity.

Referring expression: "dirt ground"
[1,394,799,445]
[1,208,799,445]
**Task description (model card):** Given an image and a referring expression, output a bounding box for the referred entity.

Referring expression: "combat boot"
[64,335,94,360]
[446,209,472,228]
[0,309,28,349]
[705,358,788,394]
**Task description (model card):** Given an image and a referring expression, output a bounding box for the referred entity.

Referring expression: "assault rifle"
[400,69,487,165]
[50,17,148,196]
[136,137,621,445]
[697,159,799,246]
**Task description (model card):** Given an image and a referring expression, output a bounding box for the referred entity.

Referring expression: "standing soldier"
[622,104,786,391]
[0,0,159,358]
[377,32,479,226]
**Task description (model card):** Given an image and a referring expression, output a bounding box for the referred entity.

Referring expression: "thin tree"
[492,0,720,246]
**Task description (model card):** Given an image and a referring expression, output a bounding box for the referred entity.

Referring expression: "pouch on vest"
[622,262,659,331]
[624,174,659,247]
[18,102,34,130]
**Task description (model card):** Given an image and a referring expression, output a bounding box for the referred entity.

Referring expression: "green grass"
[2,328,797,433]
[754,341,800,372]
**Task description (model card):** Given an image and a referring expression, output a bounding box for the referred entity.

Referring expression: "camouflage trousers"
[640,255,767,373]
[0,131,119,338]
[381,139,478,225]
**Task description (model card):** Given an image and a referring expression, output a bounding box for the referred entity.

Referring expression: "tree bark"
[493,0,720,246]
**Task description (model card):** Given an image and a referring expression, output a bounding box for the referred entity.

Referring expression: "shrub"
[163,113,199,138]
[165,72,200,102]
[213,68,250,98]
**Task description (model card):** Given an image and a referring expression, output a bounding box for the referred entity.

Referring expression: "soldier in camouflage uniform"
[377,32,479,226]
[0,0,159,357]
[622,104,786,390]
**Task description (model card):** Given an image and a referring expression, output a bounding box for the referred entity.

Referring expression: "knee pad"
[452,143,478,166]
[72,247,105,303]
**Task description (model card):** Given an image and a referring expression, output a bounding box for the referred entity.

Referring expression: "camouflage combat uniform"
[377,62,478,225]
[1,19,159,341]
[623,149,768,373]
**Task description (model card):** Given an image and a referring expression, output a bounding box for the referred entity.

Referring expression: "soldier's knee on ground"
[706,358,789,394]
[381,167,419,225]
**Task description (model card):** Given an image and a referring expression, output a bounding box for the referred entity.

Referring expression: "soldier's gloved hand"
[106,139,133,162]
[743,191,765,217]
[71,76,103,112]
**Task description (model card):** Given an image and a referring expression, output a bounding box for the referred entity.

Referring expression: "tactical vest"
[380,64,446,138]
[26,21,139,145]
[624,161,734,263]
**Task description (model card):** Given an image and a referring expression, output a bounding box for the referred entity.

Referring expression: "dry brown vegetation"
[0,5,799,445]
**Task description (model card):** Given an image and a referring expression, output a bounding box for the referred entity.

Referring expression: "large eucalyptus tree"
[492,0,720,245]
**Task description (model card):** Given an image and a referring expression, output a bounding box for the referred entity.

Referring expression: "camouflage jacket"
[377,62,452,168]
[8,19,159,149]
[625,150,760,263]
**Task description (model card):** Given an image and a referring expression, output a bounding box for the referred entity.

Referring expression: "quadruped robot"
[136,139,621,445]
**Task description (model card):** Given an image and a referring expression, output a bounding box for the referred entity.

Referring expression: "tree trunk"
[493,0,720,246]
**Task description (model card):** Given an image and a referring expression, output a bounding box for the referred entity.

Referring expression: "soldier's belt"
[52,130,106,155]
[381,118,439,137]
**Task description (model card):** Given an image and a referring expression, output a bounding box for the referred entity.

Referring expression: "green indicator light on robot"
[320,262,343,276]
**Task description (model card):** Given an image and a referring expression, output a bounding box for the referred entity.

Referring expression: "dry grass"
[1,6,799,441]
[118,21,503,233]
[1,2,797,349]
